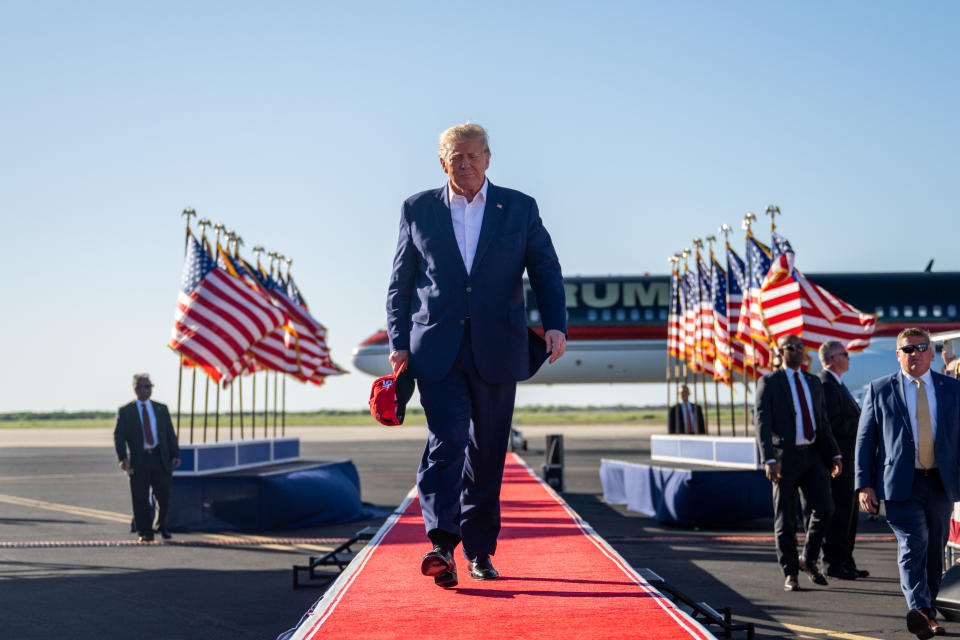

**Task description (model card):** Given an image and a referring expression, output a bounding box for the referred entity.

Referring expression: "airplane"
[352,272,960,395]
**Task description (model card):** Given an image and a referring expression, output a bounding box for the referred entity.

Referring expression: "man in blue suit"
[386,123,567,587]
[856,328,960,639]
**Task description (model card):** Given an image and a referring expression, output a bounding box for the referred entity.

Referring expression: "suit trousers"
[416,320,517,562]
[884,470,952,611]
[773,446,835,576]
[129,448,172,536]
[822,469,859,571]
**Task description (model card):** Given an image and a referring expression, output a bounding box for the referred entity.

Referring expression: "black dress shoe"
[469,557,499,580]
[854,568,870,578]
[907,608,936,639]
[137,535,154,543]
[826,566,858,580]
[798,559,828,586]
[421,546,457,587]
[155,528,172,540]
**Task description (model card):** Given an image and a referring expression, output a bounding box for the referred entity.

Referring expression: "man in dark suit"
[756,333,842,592]
[387,123,566,587]
[114,373,181,542]
[817,340,868,580]
[856,328,960,639]
[668,385,706,434]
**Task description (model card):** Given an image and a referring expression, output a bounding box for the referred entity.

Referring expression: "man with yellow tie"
[668,385,706,434]
[856,328,960,639]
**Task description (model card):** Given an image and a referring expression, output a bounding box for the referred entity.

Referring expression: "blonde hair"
[438,123,490,161]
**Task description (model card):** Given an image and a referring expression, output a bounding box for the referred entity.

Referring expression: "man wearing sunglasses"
[856,328,960,639]
[817,341,868,581]
[756,333,842,592]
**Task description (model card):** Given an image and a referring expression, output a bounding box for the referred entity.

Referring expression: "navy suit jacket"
[114,400,180,474]
[386,181,566,383]
[855,370,960,503]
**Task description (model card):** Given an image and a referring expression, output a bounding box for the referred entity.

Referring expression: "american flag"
[736,234,773,370]
[760,232,803,341]
[286,275,347,378]
[711,255,730,383]
[170,236,284,384]
[683,270,700,369]
[725,246,754,377]
[763,232,876,353]
[667,268,683,359]
[697,254,715,360]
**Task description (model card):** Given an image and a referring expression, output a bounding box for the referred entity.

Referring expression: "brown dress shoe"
[906,608,936,639]
[799,559,829,586]
[784,575,799,591]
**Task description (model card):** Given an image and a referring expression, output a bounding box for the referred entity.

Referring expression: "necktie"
[794,372,815,441]
[141,403,155,447]
[684,404,695,434]
[915,379,936,469]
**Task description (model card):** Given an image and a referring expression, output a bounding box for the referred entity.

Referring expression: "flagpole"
[264,366,269,439]
[273,370,279,437]
[692,238,709,435]
[203,375,209,443]
[176,354,183,439]
[742,212,758,437]
[282,374,287,437]
[215,380,220,443]
[665,256,676,418]
[189,368,196,445]
[238,374,245,440]
[175,208,195,440]
[251,371,256,437]
[229,379,234,441]
[706,234,721,434]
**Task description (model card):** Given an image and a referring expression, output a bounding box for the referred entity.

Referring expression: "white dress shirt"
[138,400,158,450]
[901,369,938,469]
[785,366,818,446]
[449,178,488,273]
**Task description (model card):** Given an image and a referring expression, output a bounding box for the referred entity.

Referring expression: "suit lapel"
[433,186,468,277]
[932,372,951,444]
[779,370,797,418]
[891,372,912,433]
[470,182,503,277]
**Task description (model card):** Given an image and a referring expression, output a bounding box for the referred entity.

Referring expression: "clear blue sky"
[2,2,957,413]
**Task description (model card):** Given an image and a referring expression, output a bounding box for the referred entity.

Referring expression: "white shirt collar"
[902,368,934,386]
[826,369,843,384]
[448,178,488,207]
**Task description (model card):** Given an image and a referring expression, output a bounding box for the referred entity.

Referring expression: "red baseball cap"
[369,360,415,426]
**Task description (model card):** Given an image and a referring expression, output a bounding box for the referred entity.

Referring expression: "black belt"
[916,467,940,477]
[795,444,815,450]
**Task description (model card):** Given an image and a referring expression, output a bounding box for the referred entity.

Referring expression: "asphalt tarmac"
[0,424,947,639]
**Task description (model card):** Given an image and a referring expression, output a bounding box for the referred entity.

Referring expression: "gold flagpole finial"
[692,237,704,255]
[225,229,236,252]
[718,223,732,246]
[267,251,280,277]
[253,245,265,269]
[284,257,293,278]
[765,205,781,231]
[742,212,757,234]
[705,234,716,257]
[213,223,225,248]
[197,218,211,241]
[233,234,244,257]
[680,248,690,270]
[181,208,196,231]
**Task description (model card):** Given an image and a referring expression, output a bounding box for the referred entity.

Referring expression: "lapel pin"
[496,203,502,209]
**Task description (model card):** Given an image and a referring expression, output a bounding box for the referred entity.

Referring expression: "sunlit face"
[778,334,805,369]
[897,334,934,378]
[135,379,153,402]
[440,139,490,198]
[827,347,850,376]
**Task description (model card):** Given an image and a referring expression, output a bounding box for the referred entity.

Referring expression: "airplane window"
[630,309,640,320]
[874,306,884,317]
[616,309,626,321]
[950,305,958,317]
[933,305,943,317]
[890,306,900,318]
[918,306,928,318]
[529,310,541,323]
[904,306,914,318]
[601,309,612,321]
[587,309,598,321]
[645,308,654,320]
[659,309,668,320]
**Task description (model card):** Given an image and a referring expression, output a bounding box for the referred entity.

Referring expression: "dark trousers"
[416,320,517,562]
[822,468,859,571]
[885,470,952,611]
[129,449,172,536]
[773,447,835,576]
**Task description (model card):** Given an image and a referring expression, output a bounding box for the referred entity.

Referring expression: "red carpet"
[288,453,715,639]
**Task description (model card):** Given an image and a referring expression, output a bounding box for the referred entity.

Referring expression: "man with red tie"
[668,385,706,434]
[755,334,842,591]
[114,374,180,542]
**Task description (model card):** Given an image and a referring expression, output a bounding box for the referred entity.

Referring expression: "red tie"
[141,403,155,447]
[793,372,815,441]
[685,404,695,434]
